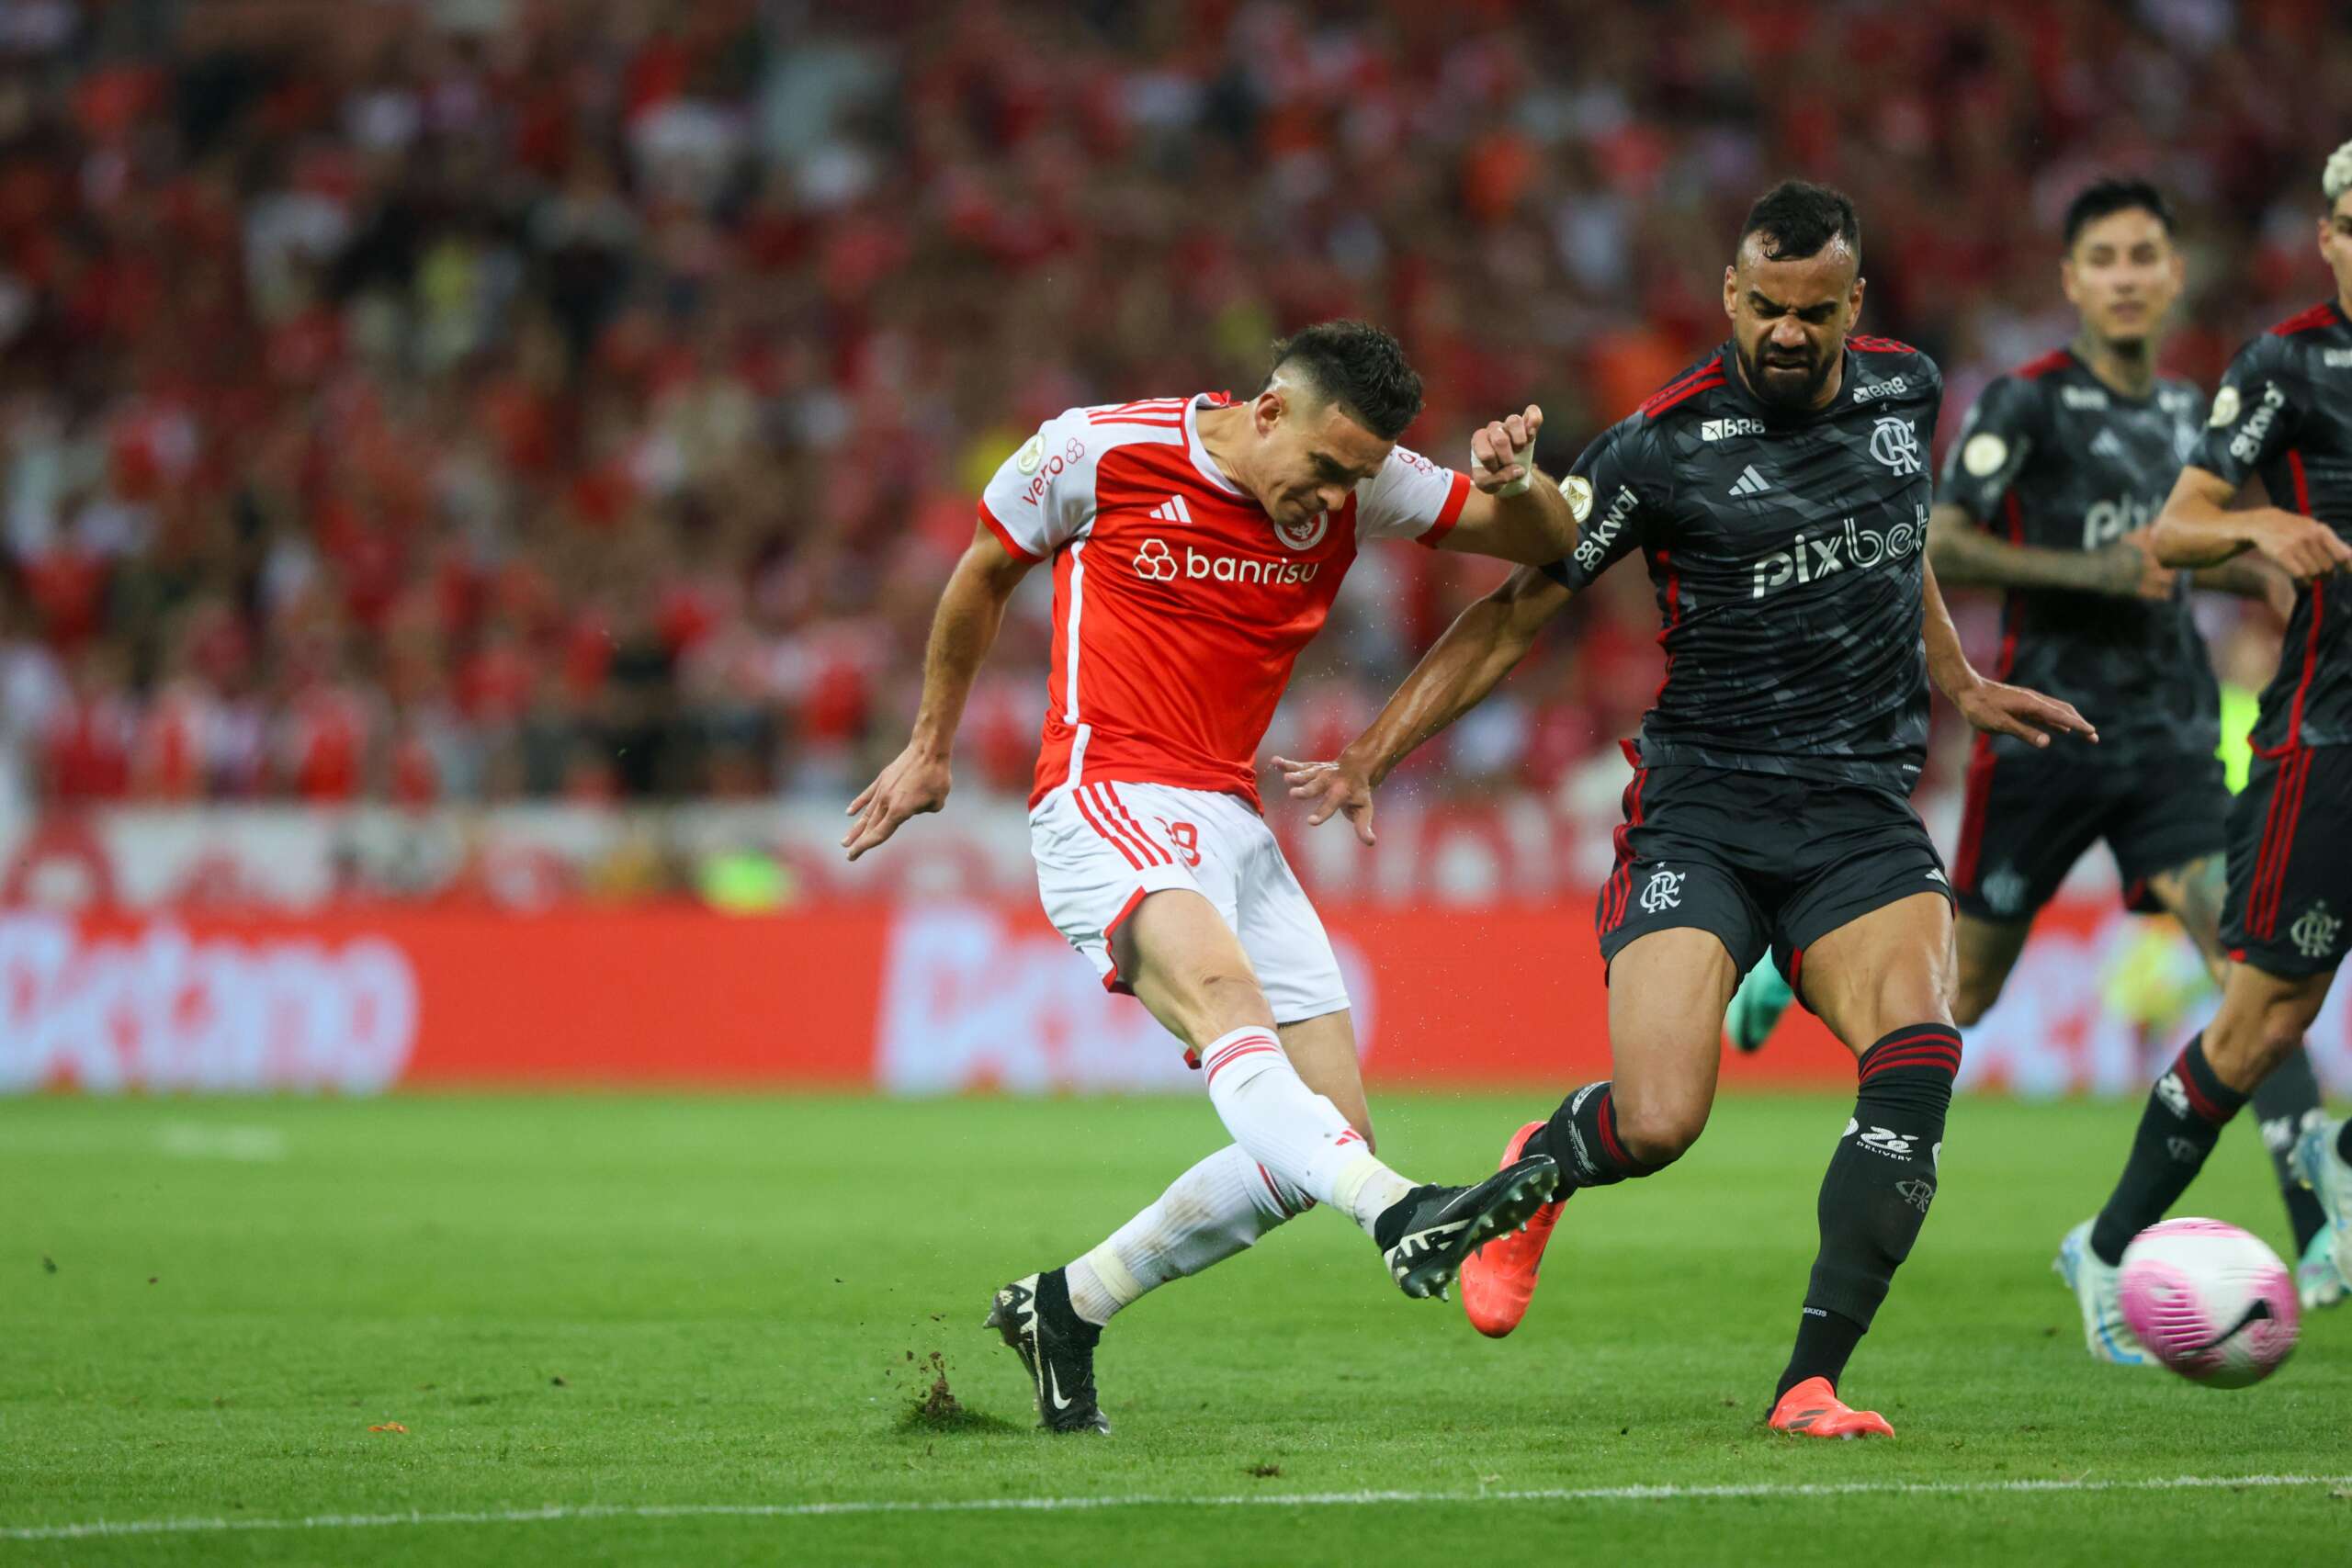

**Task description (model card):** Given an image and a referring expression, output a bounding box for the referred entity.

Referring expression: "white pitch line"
[6,1472,2346,1542]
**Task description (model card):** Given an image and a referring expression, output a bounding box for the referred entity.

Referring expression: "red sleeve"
[977,499,1042,563]
[1415,469,1475,549]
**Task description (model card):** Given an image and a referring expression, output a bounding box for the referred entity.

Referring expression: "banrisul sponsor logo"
[1135,537,1322,587]
[1750,504,1928,598]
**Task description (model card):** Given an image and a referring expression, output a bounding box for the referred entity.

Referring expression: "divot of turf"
[894,1349,1022,1435]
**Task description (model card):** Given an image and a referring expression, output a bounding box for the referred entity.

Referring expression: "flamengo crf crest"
[1640,867,1685,913]
[1870,416,1921,475]
[2290,900,2342,961]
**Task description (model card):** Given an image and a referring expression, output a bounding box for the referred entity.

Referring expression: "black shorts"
[2220,744,2352,978]
[1950,748,2228,923]
[1595,752,1952,992]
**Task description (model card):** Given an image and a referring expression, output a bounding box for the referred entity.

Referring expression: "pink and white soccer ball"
[2117,1218,2299,1388]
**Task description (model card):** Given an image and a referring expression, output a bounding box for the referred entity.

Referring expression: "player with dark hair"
[1283,181,2095,1437]
[2062,143,2352,1330]
[845,320,1584,1431]
[1714,177,2340,1324]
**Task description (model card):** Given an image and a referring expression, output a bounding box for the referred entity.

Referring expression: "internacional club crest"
[1870,415,1921,476]
[1274,511,1329,551]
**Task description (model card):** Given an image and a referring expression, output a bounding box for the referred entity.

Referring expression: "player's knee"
[1616,1096,1707,1169]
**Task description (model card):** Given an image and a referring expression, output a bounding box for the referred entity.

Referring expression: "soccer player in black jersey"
[1281,182,2094,1437]
[1719,179,2339,1325]
[2061,145,2352,1340]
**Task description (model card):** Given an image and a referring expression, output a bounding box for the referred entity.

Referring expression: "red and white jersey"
[979,393,1470,808]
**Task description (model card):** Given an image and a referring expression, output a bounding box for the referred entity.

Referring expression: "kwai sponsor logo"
[0,915,417,1093]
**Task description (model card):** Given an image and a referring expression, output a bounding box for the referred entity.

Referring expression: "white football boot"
[2289,1118,2352,1302]
[2054,1217,2151,1365]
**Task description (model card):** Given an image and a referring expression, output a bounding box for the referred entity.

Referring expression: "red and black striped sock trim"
[1857,1024,1962,1085]
[2172,1035,2248,1126]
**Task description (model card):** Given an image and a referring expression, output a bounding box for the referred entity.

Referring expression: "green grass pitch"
[4,1091,2346,1565]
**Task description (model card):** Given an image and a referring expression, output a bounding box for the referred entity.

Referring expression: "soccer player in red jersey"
[845,321,1583,1431]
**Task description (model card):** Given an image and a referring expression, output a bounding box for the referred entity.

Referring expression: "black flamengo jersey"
[1544,338,1940,795]
[2197,299,2352,754]
[1939,347,2218,765]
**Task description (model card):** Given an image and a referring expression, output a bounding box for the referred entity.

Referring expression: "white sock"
[1197,1026,1416,1237]
[1064,1145,1310,1325]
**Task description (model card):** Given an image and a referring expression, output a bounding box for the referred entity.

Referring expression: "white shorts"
[1029,778,1350,1029]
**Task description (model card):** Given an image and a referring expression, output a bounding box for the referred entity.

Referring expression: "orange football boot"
[1459,1120,1566,1337]
[1767,1376,1894,1439]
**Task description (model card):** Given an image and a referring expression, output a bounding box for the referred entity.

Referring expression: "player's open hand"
[1272,753,1379,846]
[1470,405,1544,496]
[842,745,953,861]
[1953,678,2099,750]
[2248,509,2352,581]
[2098,528,2179,602]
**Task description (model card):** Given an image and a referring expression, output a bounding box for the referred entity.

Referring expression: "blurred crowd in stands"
[0,0,2336,813]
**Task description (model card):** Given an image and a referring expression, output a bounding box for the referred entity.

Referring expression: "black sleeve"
[1541,417,1667,591]
[1938,374,2041,525]
[2193,334,2306,490]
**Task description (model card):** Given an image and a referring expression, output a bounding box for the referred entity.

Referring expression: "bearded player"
[2059,143,2352,1340]
[1715,177,2340,1319]
[1285,184,2096,1438]
[845,321,1580,1432]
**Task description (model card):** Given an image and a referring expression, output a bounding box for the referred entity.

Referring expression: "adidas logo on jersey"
[1147,495,1194,525]
[2088,429,2127,461]
[1728,465,1771,497]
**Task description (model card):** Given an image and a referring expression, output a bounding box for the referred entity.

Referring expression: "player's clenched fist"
[1471,405,1544,497]
[842,744,953,861]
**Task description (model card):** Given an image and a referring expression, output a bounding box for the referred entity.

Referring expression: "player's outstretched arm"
[2152,465,2352,579]
[1431,405,1583,565]
[1920,558,2100,750]
[1275,566,1572,844]
[2189,556,2298,620]
[842,523,1035,861]
[1924,502,2176,602]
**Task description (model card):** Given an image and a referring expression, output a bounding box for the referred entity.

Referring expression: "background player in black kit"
[2065,143,2352,1334]
[1282,182,2095,1438]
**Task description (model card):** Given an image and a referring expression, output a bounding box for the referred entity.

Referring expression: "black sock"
[1779,1023,1960,1398]
[1037,1268,1102,1348]
[2088,1034,2249,1266]
[1525,1082,1657,1189]
[2251,1046,2329,1255]
[1777,1309,1866,1402]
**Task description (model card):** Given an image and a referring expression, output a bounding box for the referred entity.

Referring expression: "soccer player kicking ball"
[845,321,1585,1432]
[1284,184,2095,1438]
[2058,143,2352,1348]
[1718,178,2343,1317]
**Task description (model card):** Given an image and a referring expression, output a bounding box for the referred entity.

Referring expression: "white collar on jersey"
[1184,394,1250,497]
